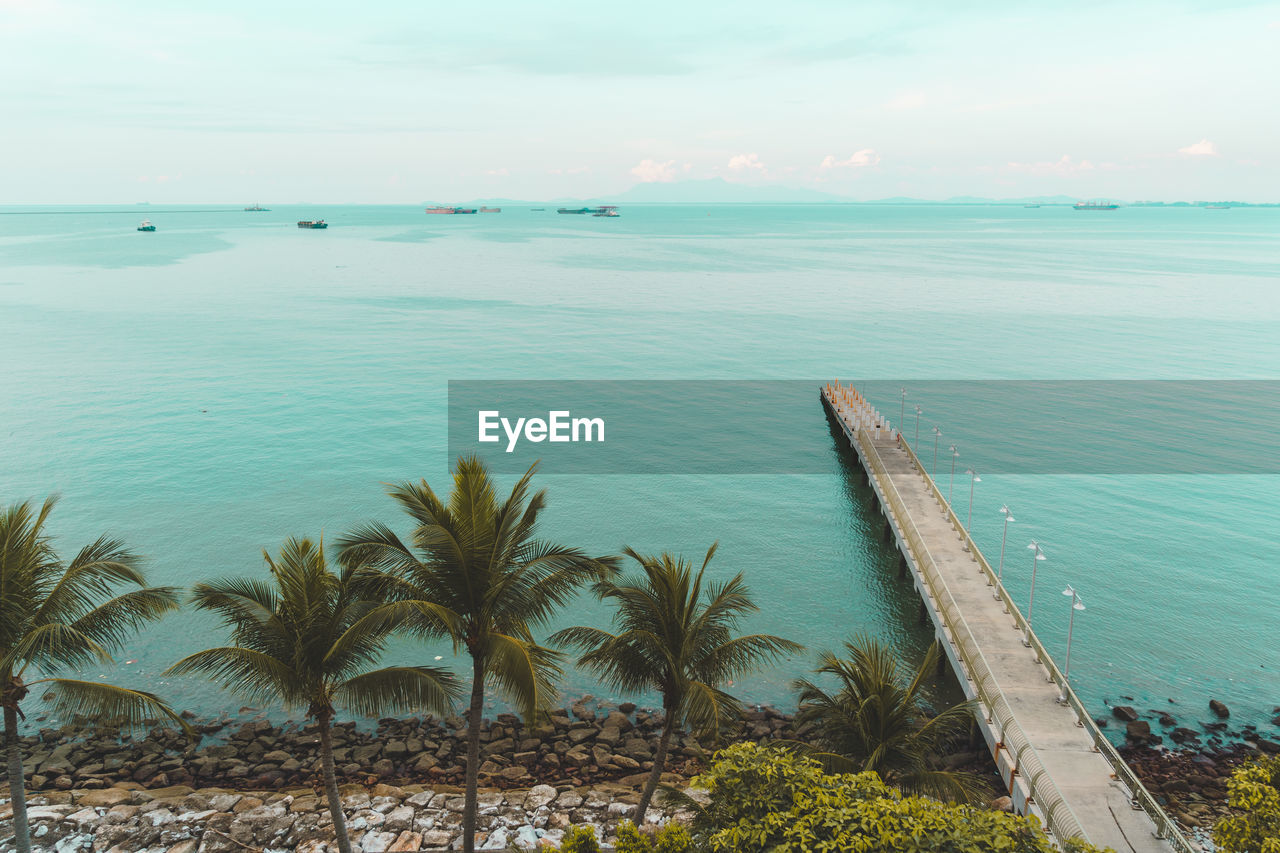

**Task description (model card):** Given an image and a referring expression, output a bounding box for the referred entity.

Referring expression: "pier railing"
[891,431,1196,853]
[846,422,1088,844]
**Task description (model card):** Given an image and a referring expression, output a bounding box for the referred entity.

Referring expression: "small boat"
[297,220,328,229]
[137,220,156,232]
[530,208,546,211]
[592,206,620,217]
[425,206,477,214]
[557,207,592,214]
[1073,201,1119,210]
[244,204,269,212]
[479,206,501,213]
[1205,204,1230,209]
[1023,204,1040,208]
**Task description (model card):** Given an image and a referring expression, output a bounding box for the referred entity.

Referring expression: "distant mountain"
[868,194,1083,205]
[603,178,854,204]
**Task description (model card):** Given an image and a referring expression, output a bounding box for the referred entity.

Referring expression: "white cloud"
[1004,155,1094,176]
[884,91,927,111]
[1177,139,1219,157]
[484,168,510,176]
[630,159,677,183]
[820,149,881,170]
[727,152,766,171]
[549,166,591,175]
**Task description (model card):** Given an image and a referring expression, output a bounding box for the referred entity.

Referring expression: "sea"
[1,203,1277,739]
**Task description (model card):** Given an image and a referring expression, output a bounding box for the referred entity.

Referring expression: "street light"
[947,445,960,505]
[931,427,942,477]
[914,405,923,452]
[1026,541,1046,635]
[965,468,981,532]
[996,506,1015,594]
[1061,585,1085,686]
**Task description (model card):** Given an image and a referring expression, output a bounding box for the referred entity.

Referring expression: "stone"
[990,795,1014,812]
[524,784,557,810]
[361,830,398,852]
[1111,705,1139,722]
[75,788,132,808]
[1210,699,1230,718]
[388,831,424,852]
[421,829,452,847]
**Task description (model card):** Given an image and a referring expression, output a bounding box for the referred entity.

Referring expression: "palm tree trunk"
[318,714,353,853]
[462,653,485,853]
[636,708,677,821]
[4,705,30,853]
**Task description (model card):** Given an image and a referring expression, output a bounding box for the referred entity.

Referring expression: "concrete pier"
[822,383,1193,853]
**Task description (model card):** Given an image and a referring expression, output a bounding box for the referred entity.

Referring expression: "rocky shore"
[1105,698,1280,833]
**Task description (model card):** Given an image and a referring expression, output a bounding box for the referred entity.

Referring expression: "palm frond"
[41,678,192,736]
[69,587,182,651]
[166,646,305,708]
[33,537,147,624]
[485,632,562,721]
[336,665,460,718]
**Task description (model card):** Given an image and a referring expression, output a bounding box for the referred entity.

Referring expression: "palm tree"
[792,635,987,802]
[168,537,460,853]
[0,497,185,853]
[553,543,803,821]
[336,456,619,853]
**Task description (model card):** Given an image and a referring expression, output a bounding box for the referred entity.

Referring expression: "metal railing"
[835,408,1089,845]
[890,428,1196,853]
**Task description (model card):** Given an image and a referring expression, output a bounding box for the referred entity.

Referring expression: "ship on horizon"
[297,220,328,229]
[426,206,477,214]
[480,206,501,213]
[137,219,156,232]
[244,204,269,212]
[1073,200,1119,210]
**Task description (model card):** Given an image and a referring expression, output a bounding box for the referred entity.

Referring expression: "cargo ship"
[592,206,620,217]
[425,206,477,214]
[244,204,269,212]
[1073,201,1119,210]
[297,220,328,229]
[557,207,592,214]
[479,206,501,213]
[137,220,156,232]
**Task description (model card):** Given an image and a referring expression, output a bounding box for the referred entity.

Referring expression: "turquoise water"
[2,204,1278,736]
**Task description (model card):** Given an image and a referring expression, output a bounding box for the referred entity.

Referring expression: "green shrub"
[615,820,652,853]
[653,822,693,852]
[1213,755,1280,853]
[689,741,1112,853]
[558,824,602,853]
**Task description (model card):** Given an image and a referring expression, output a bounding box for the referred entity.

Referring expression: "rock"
[76,788,132,808]
[361,830,398,852]
[618,703,637,714]
[524,784,557,810]
[388,831,424,852]
[1258,739,1280,754]
[1210,699,1230,719]
[1112,706,1139,722]
[990,795,1014,812]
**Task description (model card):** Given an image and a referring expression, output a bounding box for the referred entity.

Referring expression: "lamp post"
[914,406,922,452]
[900,387,907,439]
[1026,541,1046,633]
[1061,585,1085,683]
[947,445,959,505]
[965,468,981,532]
[996,506,1015,592]
[932,427,942,477]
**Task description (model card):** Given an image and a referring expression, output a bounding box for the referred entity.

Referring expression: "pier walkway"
[821,383,1193,853]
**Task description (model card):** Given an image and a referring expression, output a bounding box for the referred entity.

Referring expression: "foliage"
[654,822,694,853]
[167,536,459,720]
[557,824,603,853]
[792,635,987,802]
[1213,755,1280,853]
[553,543,801,816]
[337,456,618,853]
[686,741,1112,853]
[614,820,650,853]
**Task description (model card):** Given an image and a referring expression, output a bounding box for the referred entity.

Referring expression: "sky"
[1,0,1277,202]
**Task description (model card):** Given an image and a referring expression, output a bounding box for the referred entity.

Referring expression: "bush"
[1213,755,1280,853]
[615,820,651,853]
[558,824,602,853]
[654,822,693,852]
[688,742,1112,853]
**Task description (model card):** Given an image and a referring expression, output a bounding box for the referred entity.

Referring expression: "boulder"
[1112,706,1139,722]
[1210,699,1230,719]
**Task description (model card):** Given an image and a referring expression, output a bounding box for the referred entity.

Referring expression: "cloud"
[1177,139,1219,157]
[1004,155,1095,176]
[884,91,927,111]
[820,149,881,169]
[484,168,509,176]
[727,153,766,172]
[549,166,591,175]
[630,159,677,183]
